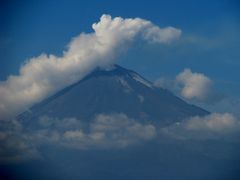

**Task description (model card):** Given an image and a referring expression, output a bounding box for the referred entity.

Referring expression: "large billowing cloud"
[0,14,181,119]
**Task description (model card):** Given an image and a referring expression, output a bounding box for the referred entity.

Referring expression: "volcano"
[7,65,240,180]
[18,65,208,126]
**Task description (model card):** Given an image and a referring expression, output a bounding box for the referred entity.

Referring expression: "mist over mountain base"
[1,65,240,180]
[1,141,240,180]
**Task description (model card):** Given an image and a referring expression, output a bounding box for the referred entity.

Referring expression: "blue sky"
[1,2,240,176]
[0,0,240,113]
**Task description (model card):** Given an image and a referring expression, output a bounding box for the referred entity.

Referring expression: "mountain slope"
[18,65,208,126]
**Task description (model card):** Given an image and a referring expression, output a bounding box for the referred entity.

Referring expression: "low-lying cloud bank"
[0,14,181,119]
[1,113,240,163]
[161,113,240,140]
[0,120,40,163]
[37,113,156,149]
[0,113,157,162]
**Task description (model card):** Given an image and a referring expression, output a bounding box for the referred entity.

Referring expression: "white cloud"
[155,69,224,105]
[154,77,175,90]
[2,112,240,163]
[0,14,181,119]
[63,130,85,140]
[0,113,157,163]
[61,113,156,149]
[143,26,181,43]
[176,68,212,100]
[161,113,240,140]
[185,113,240,133]
[154,69,213,101]
[20,114,156,149]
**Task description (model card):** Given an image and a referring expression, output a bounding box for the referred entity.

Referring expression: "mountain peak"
[18,64,208,126]
[86,64,154,89]
[87,64,131,77]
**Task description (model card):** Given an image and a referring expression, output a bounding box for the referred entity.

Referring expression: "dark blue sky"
[1,0,239,95]
[1,2,240,178]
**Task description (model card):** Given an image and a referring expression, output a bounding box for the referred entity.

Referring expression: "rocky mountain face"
[18,65,208,126]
